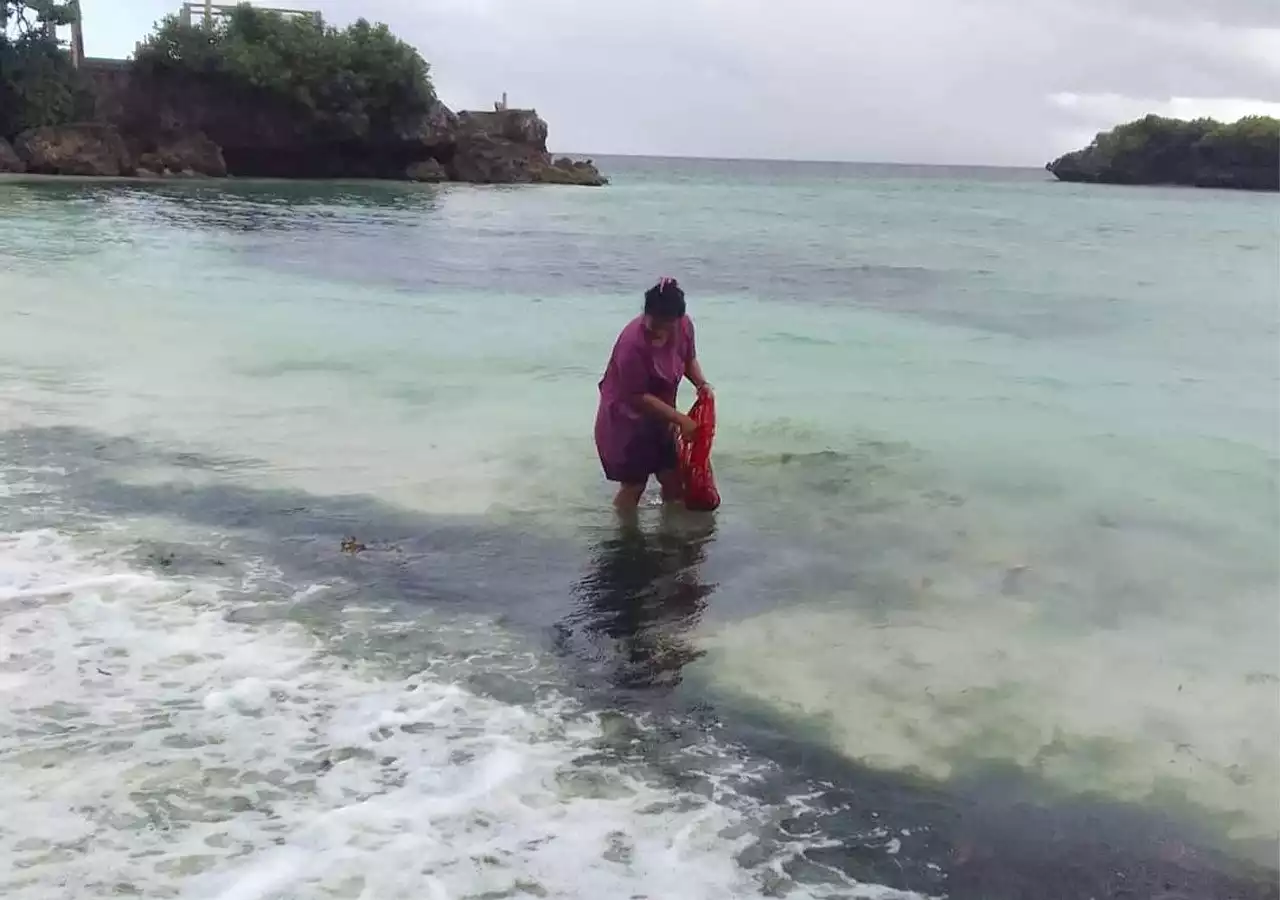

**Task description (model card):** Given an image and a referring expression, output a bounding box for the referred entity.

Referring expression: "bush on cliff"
[133,4,436,142]
[1047,114,1279,190]
[0,0,87,138]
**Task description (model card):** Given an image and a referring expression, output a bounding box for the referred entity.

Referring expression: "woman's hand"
[696,382,714,398]
[676,414,700,440]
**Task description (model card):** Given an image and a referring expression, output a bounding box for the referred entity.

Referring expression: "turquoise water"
[0,161,1276,899]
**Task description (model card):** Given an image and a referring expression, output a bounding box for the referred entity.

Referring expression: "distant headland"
[1046,114,1278,191]
[0,1,607,186]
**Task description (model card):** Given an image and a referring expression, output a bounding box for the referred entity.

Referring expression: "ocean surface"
[0,158,1277,900]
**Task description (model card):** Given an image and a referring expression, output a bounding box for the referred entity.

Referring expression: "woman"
[595,277,713,510]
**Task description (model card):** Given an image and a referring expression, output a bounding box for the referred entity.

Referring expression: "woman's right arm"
[637,394,697,437]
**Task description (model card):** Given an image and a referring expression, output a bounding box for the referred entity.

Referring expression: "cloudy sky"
[82,0,1280,165]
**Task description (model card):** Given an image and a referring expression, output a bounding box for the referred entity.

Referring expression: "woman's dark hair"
[644,277,686,320]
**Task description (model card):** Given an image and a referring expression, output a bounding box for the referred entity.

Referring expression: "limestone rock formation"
[148,131,228,177]
[392,99,459,154]
[539,156,608,186]
[405,158,447,182]
[0,138,25,173]
[449,110,607,186]
[14,123,133,176]
[448,110,546,184]
[65,62,608,186]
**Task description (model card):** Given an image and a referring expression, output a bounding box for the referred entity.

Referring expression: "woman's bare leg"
[656,469,683,503]
[613,481,646,511]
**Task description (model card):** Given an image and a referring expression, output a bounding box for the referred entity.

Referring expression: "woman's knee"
[613,482,646,509]
[656,469,683,501]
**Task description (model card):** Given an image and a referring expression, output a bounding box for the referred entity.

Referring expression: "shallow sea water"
[0,159,1277,899]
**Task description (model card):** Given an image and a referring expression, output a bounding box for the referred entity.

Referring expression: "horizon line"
[552,152,1048,170]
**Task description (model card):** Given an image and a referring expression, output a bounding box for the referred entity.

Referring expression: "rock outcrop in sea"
[2,59,606,187]
[1046,114,1278,191]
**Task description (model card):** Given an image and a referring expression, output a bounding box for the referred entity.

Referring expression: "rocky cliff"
[1046,148,1278,191]
[1046,114,1278,192]
[0,58,605,186]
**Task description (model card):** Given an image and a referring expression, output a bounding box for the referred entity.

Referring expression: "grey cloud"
[302,0,1277,164]
[1070,0,1280,28]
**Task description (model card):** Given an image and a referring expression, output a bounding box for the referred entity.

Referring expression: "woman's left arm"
[686,356,712,395]
[684,318,712,396]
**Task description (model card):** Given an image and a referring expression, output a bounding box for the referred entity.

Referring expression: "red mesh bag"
[677,393,721,512]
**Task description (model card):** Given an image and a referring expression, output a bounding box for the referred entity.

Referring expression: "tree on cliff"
[0,0,85,138]
[1047,114,1280,191]
[133,4,437,142]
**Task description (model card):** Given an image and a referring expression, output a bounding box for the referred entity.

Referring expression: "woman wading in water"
[594,277,713,510]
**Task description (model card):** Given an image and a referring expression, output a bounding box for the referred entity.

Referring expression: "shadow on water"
[0,177,446,211]
[558,512,717,698]
[1,424,1277,900]
[117,181,447,235]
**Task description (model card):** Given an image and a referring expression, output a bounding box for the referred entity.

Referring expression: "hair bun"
[644,277,687,319]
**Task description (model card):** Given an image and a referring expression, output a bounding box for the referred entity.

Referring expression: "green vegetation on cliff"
[133,4,436,141]
[0,0,87,137]
[1047,114,1279,191]
[0,0,605,184]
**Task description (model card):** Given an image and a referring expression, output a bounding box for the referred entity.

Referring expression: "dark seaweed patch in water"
[1,424,1277,900]
[711,702,1280,900]
[2,182,1133,342]
[845,282,1130,340]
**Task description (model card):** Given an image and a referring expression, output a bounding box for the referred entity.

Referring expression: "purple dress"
[595,315,697,483]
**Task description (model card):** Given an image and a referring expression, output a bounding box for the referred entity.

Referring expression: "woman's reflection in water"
[567,508,718,694]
